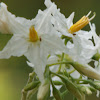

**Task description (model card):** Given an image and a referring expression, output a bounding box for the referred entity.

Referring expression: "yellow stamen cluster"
[29,26,39,42]
[68,11,96,34]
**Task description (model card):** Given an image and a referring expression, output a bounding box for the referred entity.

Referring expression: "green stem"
[47,61,72,67]
[58,53,64,73]
[74,79,93,84]
[68,69,76,74]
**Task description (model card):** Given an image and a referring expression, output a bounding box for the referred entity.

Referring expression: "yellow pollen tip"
[68,11,96,34]
[29,26,38,42]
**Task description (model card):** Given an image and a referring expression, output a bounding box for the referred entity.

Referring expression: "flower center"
[29,26,39,42]
[68,11,96,34]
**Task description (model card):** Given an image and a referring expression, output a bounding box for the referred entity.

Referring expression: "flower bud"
[24,81,40,91]
[53,73,85,100]
[64,54,100,80]
[51,80,62,100]
[89,81,100,91]
[78,86,92,95]
[71,62,100,80]
[27,87,38,100]
[53,80,64,85]
[37,79,50,100]
[88,86,96,92]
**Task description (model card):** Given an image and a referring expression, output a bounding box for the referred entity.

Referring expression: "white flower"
[0,3,34,34]
[67,32,96,64]
[89,23,100,52]
[0,2,67,82]
[27,55,60,72]
[45,0,98,64]
[66,22,100,65]
[45,0,100,81]
[45,0,74,38]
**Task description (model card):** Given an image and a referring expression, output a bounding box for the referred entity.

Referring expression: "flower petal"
[67,32,96,64]
[0,2,33,34]
[33,1,56,35]
[41,34,67,55]
[0,35,29,58]
[66,12,75,29]
[25,43,46,82]
[26,61,34,68]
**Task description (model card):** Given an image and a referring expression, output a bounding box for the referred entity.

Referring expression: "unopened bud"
[53,80,64,85]
[24,81,40,91]
[64,54,100,80]
[27,87,38,100]
[71,62,100,80]
[37,79,50,100]
[52,73,85,100]
[89,81,100,91]
[88,86,96,92]
[78,86,92,95]
[51,80,62,100]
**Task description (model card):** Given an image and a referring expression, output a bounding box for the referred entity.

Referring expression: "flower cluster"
[0,0,100,100]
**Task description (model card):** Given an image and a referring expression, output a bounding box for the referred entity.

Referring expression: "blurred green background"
[0,0,100,100]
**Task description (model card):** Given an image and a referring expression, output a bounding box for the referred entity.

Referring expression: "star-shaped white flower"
[66,30,97,64]
[45,0,99,64]
[44,0,100,80]
[0,2,67,82]
[68,23,100,64]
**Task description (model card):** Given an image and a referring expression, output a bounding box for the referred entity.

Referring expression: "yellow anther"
[29,26,39,42]
[68,11,96,34]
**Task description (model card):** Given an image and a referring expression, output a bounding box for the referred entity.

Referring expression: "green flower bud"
[64,54,100,80]
[24,81,40,91]
[52,73,85,100]
[51,80,62,100]
[53,80,64,85]
[88,86,96,92]
[78,86,92,95]
[27,87,38,100]
[71,62,100,80]
[28,72,35,83]
[63,78,84,100]
[37,79,50,100]
[89,81,100,90]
